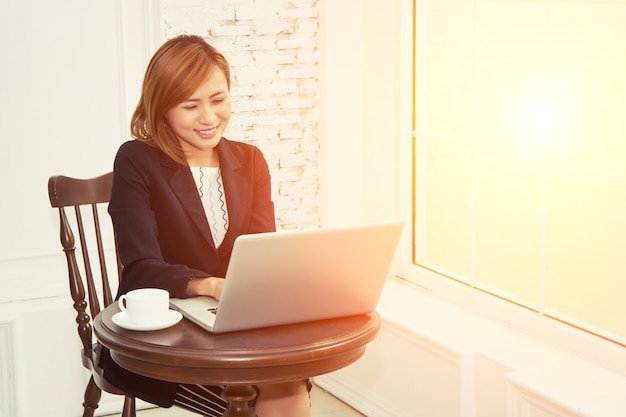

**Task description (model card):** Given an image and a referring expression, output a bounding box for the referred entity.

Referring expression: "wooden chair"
[48,172,136,417]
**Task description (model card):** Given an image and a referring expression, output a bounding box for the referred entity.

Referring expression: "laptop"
[169,220,404,333]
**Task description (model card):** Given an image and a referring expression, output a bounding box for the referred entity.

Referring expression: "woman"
[101,34,311,417]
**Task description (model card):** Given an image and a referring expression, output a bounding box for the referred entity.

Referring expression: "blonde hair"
[130,35,231,166]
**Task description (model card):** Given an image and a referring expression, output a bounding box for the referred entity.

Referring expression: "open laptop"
[169,220,404,333]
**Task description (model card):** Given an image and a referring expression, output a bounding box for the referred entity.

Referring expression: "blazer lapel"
[164,154,217,251]
[216,139,249,252]
[161,140,251,254]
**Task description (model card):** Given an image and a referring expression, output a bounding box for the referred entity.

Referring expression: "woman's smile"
[196,126,219,139]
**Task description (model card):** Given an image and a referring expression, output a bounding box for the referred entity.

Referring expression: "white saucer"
[112,309,183,331]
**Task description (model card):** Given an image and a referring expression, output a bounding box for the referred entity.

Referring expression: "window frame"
[397,0,626,354]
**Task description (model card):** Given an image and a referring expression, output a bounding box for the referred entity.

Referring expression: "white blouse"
[189,167,229,248]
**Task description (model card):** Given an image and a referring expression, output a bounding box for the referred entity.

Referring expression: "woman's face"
[166,68,231,166]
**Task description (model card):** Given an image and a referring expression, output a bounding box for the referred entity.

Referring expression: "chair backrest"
[48,172,120,356]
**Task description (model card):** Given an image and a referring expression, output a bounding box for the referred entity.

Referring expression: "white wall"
[0,1,158,415]
[320,0,403,226]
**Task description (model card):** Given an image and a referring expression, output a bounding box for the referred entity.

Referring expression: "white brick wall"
[161,0,321,230]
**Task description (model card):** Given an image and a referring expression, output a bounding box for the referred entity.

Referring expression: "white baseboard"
[315,373,410,417]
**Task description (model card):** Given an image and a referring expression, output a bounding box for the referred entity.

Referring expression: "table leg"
[221,384,257,417]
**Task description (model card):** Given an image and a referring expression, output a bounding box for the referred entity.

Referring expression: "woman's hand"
[186,277,225,300]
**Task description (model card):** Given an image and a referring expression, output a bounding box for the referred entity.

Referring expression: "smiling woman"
[104,34,311,417]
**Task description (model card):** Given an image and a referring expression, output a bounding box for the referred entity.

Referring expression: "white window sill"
[376,275,626,416]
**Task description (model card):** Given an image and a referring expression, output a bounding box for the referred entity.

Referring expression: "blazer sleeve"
[108,142,210,298]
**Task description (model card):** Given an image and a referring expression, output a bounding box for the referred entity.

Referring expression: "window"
[412,0,626,346]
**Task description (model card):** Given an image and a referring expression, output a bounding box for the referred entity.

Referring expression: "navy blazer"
[102,138,276,406]
[109,138,276,299]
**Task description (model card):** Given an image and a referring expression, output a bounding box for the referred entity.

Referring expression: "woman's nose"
[199,105,217,124]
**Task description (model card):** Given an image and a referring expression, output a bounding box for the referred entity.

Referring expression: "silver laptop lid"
[208,220,404,333]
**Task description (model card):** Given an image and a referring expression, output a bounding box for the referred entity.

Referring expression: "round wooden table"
[93,304,380,417]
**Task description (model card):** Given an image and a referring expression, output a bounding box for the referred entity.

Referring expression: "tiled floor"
[105,385,365,417]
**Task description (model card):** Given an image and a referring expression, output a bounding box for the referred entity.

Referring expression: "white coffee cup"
[118,288,170,324]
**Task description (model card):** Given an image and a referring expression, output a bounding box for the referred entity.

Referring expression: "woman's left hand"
[186,276,226,300]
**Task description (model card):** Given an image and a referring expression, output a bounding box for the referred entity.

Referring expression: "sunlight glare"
[530,102,558,133]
